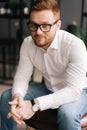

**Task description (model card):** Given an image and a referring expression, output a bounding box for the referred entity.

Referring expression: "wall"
[60,0,87,30]
[0,0,86,38]
[0,0,30,38]
[60,0,82,29]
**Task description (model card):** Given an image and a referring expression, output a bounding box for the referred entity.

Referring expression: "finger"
[21,120,25,125]
[9,98,18,105]
[10,105,21,118]
[7,112,12,119]
[7,111,21,119]
[12,115,23,125]
[7,112,24,124]
[7,112,23,125]
[18,97,24,107]
[9,101,17,105]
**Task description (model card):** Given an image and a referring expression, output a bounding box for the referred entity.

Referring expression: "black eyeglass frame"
[27,20,59,32]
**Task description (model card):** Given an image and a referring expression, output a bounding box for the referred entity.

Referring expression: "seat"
[25,109,87,130]
[25,68,87,130]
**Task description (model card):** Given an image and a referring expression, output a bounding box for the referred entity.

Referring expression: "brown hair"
[29,0,60,19]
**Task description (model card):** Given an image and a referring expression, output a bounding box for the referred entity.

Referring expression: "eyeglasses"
[27,20,58,32]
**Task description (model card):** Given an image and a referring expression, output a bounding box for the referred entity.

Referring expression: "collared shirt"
[12,30,87,111]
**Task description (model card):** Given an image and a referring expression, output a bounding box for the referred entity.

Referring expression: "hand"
[16,100,35,120]
[7,94,24,124]
[7,94,35,124]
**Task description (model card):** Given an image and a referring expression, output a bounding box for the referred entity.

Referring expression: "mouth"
[34,36,44,42]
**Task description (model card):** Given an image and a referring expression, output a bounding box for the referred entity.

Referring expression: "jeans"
[1,82,87,130]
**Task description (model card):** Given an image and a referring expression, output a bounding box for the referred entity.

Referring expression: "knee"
[1,89,12,103]
[58,105,80,125]
[0,89,12,114]
[58,107,72,121]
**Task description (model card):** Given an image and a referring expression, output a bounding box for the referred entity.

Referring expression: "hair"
[29,0,60,19]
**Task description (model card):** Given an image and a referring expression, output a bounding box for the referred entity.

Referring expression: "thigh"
[1,89,12,114]
[24,82,52,100]
[1,88,12,103]
[58,87,87,119]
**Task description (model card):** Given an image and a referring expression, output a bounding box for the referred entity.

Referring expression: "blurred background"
[0,0,87,85]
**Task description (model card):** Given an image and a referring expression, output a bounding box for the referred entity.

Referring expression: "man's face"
[29,10,61,50]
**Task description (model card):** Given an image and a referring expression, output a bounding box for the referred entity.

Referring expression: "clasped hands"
[7,94,35,125]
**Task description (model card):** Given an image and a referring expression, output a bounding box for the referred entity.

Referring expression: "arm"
[7,37,34,123]
[36,40,87,110]
[12,38,33,97]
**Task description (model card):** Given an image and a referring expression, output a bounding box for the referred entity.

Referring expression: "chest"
[32,50,69,76]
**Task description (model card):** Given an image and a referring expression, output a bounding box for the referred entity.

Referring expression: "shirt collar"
[34,30,59,52]
[49,31,59,50]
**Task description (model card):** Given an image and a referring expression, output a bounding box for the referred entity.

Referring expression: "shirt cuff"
[37,94,57,111]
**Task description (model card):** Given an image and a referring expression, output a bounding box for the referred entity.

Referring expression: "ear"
[57,20,61,30]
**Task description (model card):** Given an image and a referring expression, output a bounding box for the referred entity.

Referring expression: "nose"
[36,27,43,34]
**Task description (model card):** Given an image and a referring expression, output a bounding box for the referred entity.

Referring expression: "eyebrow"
[29,20,53,25]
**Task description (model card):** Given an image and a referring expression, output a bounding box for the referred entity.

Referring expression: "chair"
[25,109,87,130]
[25,68,87,130]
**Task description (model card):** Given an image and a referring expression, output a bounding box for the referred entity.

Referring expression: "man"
[1,0,87,130]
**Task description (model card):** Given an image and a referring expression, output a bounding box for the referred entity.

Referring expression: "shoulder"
[58,30,85,49]
[20,35,36,50]
[57,30,86,62]
[23,36,34,45]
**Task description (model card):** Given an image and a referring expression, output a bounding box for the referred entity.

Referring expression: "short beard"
[34,40,51,49]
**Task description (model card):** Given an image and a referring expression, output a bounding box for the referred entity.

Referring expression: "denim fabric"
[0,82,87,130]
[57,87,87,130]
[0,82,51,130]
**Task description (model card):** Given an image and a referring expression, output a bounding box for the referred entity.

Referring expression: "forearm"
[37,86,81,111]
[12,78,29,97]
[12,40,33,97]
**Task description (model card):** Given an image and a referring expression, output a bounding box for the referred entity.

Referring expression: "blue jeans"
[1,82,87,130]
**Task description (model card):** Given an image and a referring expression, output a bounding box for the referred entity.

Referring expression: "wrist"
[31,99,40,112]
[12,93,23,100]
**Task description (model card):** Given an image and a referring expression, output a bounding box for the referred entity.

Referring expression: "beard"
[32,35,53,49]
[34,40,48,48]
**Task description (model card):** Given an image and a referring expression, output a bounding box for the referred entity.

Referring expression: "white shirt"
[12,30,87,111]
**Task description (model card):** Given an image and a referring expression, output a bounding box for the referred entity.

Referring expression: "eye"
[41,24,50,29]
[30,23,37,28]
